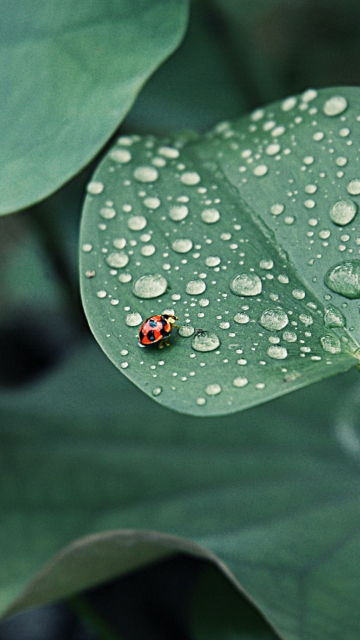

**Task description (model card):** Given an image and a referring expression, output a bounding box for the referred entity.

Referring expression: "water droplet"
[143,196,161,209]
[197,397,206,406]
[186,280,206,295]
[119,273,132,283]
[172,239,193,253]
[282,96,297,111]
[292,289,306,300]
[97,290,107,298]
[113,238,126,249]
[158,146,179,159]
[192,330,220,352]
[133,274,168,299]
[82,243,93,252]
[234,312,250,324]
[260,308,289,331]
[126,312,142,327]
[201,208,220,224]
[233,376,249,388]
[152,387,162,396]
[323,95,348,117]
[230,273,262,296]
[266,143,281,156]
[169,205,189,221]
[325,260,360,299]
[127,216,147,231]
[179,325,195,337]
[219,321,230,329]
[259,259,273,270]
[110,148,132,163]
[330,199,358,226]
[346,180,360,196]
[180,171,200,185]
[141,244,156,257]
[106,252,129,268]
[133,166,159,182]
[205,256,221,267]
[299,314,313,326]
[85,270,95,278]
[270,203,284,215]
[302,89,317,102]
[267,345,288,359]
[320,334,342,354]
[206,383,222,396]
[282,330,297,342]
[100,206,116,219]
[253,164,268,177]
[87,181,104,195]
[324,305,346,328]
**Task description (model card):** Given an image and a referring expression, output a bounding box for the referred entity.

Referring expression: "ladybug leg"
[158,338,171,348]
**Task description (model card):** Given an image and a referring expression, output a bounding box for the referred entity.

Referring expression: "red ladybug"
[138,314,178,348]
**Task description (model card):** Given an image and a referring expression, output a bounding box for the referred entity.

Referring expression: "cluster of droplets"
[81,88,360,413]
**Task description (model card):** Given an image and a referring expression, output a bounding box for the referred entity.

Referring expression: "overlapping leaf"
[80,87,360,416]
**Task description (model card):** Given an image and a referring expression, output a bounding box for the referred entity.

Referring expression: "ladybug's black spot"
[160,326,169,337]
[147,330,156,342]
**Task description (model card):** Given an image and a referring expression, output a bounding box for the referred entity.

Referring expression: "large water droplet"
[133,166,159,182]
[106,252,129,268]
[267,345,288,359]
[329,200,357,226]
[192,330,220,352]
[201,208,220,224]
[346,179,360,196]
[230,273,262,296]
[323,95,348,116]
[205,256,221,267]
[260,308,289,331]
[324,305,346,328]
[324,261,360,299]
[181,171,201,185]
[179,325,195,337]
[320,334,342,354]
[186,280,206,295]
[128,216,147,231]
[172,239,193,253]
[133,274,168,299]
[169,205,189,221]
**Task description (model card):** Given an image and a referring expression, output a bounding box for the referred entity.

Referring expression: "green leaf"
[80,86,360,416]
[1,340,360,640]
[0,0,189,215]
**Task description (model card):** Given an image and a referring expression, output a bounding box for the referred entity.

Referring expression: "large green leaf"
[80,86,360,416]
[0,0,188,215]
[1,340,360,640]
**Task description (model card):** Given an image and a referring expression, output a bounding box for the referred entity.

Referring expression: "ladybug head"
[162,313,178,323]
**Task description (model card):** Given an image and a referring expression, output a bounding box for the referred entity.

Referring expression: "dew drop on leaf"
[172,239,193,253]
[133,166,159,182]
[201,208,220,223]
[206,383,222,396]
[126,312,143,327]
[330,200,358,226]
[233,376,249,388]
[267,345,288,359]
[320,334,342,354]
[323,95,348,117]
[127,215,147,231]
[186,280,206,295]
[192,331,220,352]
[179,325,195,337]
[106,252,129,268]
[324,260,360,299]
[346,179,360,196]
[230,273,262,296]
[260,308,289,331]
[133,274,168,299]
[324,305,346,328]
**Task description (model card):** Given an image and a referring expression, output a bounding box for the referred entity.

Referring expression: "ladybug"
[138,314,178,348]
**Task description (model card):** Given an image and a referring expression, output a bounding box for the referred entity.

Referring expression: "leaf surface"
[0,0,188,215]
[80,87,360,416]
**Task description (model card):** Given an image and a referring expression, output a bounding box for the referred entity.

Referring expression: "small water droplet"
[282,330,297,342]
[330,200,358,226]
[253,164,268,177]
[201,208,220,224]
[325,260,360,299]
[127,216,147,231]
[197,397,206,406]
[82,243,93,252]
[152,386,162,396]
[110,148,132,163]
[267,345,288,359]
[126,312,143,327]
[172,239,193,253]
[119,273,132,283]
[292,289,306,300]
[206,383,222,396]
[179,325,195,337]
[270,203,285,215]
[192,330,220,352]
[158,146,179,159]
[259,259,274,270]
[143,196,161,209]
[87,181,104,195]
[234,312,250,324]
[141,244,156,257]
[120,361,129,369]
[320,334,342,354]
[230,273,262,297]
[282,96,297,111]
[180,171,200,185]
[323,95,348,117]
[205,256,221,267]
[299,314,313,326]
[233,376,249,388]
[169,205,189,221]
[133,166,159,182]
[106,252,129,268]
[100,206,116,219]
[346,180,360,196]
[85,270,95,278]
[133,274,168,299]
[324,305,346,328]
[186,280,206,295]
[97,290,107,298]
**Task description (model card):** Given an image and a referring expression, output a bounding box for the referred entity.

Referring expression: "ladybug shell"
[138,315,174,345]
